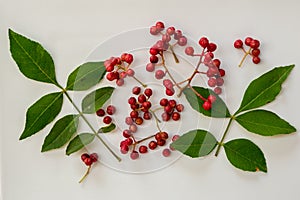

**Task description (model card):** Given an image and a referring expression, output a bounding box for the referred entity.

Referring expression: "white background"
[1,0,300,200]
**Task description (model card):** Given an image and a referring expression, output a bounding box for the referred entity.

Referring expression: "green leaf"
[224,139,267,172]
[66,133,95,155]
[235,109,296,136]
[66,62,106,91]
[9,29,58,85]
[236,65,294,114]
[98,123,116,133]
[20,92,63,140]
[42,115,79,152]
[82,87,114,114]
[183,86,231,118]
[170,129,218,158]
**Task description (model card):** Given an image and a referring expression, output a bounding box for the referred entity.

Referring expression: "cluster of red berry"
[185,37,225,95]
[81,153,98,166]
[104,53,135,86]
[234,37,261,67]
[96,105,116,124]
[160,98,184,121]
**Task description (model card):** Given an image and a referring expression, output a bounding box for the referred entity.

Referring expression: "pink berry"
[163,79,173,89]
[116,78,124,86]
[216,77,224,86]
[172,135,180,142]
[214,87,222,95]
[146,63,155,72]
[207,95,217,103]
[162,34,171,42]
[126,69,135,76]
[178,36,187,46]
[174,30,182,40]
[202,101,212,110]
[161,112,171,121]
[130,151,139,160]
[208,77,217,87]
[166,27,175,35]
[150,26,159,35]
[162,148,171,157]
[120,144,129,154]
[106,105,116,115]
[129,124,137,133]
[155,70,165,79]
[185,46,194,56]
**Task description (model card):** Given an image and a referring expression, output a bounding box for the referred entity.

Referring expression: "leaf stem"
[63,89,121,162]
[214,117,234,157]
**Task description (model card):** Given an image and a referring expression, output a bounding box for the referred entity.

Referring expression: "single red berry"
[106,105,116,115]
[214,87,222,95]
[142,101,152,110]
[204,52,214,62]
[96,109,105,117]
[155,70,165,79]
[185,46,194,56]
[207,95,217,103]
[219,69,225,77]
[172,135,180,142]
[81,153,89,162]
[130,103,139,110]
[126,69,135,76]
[148,141,158,150]
[176,104,184,112]
[212,59,221,68]
[234,39,243,49]
[157,139,166,146]
[124,54,133,64]
[146,63,155,72]
[161,112,171,121]
[172,112,181,121]
[162,148,171,157]
[105,64,114,72]
[165,88,175,96]
[120,144,129,154]
[132,86,141,95]
[178,36,187,46]
[143,112,152,120]
[120,53,127,61]
[202,101,212,110]
[156,21,165,30]
[150,48,159,55]
[216,77,224,86]
[245,37,253,46]
[160,98,169,106]
[84,157,93,166]
[144,88,153,97]
[160,132,169,140]
[207,43,217,52]
[139,145,148,154]
[130,151,139,160]
[119,71,127,78]
[208,77,217,87]
[199,37,209,48]
[138,94,147,103]
[103,116,112,124]
[125,138,133,145]
[130,110,139,119]
[135,117,144,125]
[252,56,261,64]
[164,105,173,113]
[128,97,137,105]
[251,49,260,56]
[150,55,159,63]
[106,72,116,81]
[123,129,131,138]
[166,26,175,35]
[250,39,260,49]
[90,153,98,163]
[129,124,137,133]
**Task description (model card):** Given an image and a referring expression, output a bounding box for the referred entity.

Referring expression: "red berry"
[164,105,173,113]
[128,97,137,105]
[252,56,261,64]
[142,101,152,110]
[125,138,133,145]
[139,145,148,154]
[161,112,171,121]
[150,48,159,55]
[245,37,253,46]
[172,112,181,121]
[130,151,139,160]
[130,110,139,119]
[202,101,212,110]
[103,116,112,124]
[124,54,133,64]
[174,30,182,40]
[168,100,177,108]
[207,95,217,103]
[165,88,175,96]
[155,70,165,79]
[96,109,105,117]
[121,53,127,61]
[116,78,124,86]
[178,36,187,46]
[84,157,93,166]
[105,64,114,72]
[207,43,217,52]
[143,112,152,120]
[156,21,165,30]
[208,77,217,87]
[81,153,89,162]
[148,141,158,150]
[138,94,146,103]
[106,72,116,81]
[172,135,180,142]
[199,37,209,48]
[135,117,144,125]
[150,55,159,63]
[162,148,171,157]
[251,49,260,56]
[157,139,166,146]
[212,59,221,68]
[106,105,116,115]
[119,71,127,79]
[204,52,214,62]
[234,39,243,49]
[144,88,153,97]
[166,27,175,35]
[146,63,155,72]
[160,98,169,106]
[90,153,98,162]
[219,69,225,77]
[176,104,184,112]
[120,144,129,154]
[250,39,260,49]
[132,86,141,95]
[123,129,131,138]
[214,87,222,95]
[160,132,169,140]
[185,46,194,56]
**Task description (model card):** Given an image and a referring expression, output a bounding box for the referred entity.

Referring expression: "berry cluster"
[160,98,184,121]
[96,105,116,124]
[104,53,136,86]
[234,37,261,67]
[81,153,98,166]
[147,21,189,96]
[185,37,225,95]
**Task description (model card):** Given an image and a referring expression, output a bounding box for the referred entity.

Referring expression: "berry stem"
[78,166,91,183]
[169,45,179,63]
[214,117,234,156]
[150,109,162,132]
[161,53,181,90]
[62,89,121,162]
[131,75,147,88]
[238,47,252,67]
[133,134,156,145]
[187,85,207,101]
